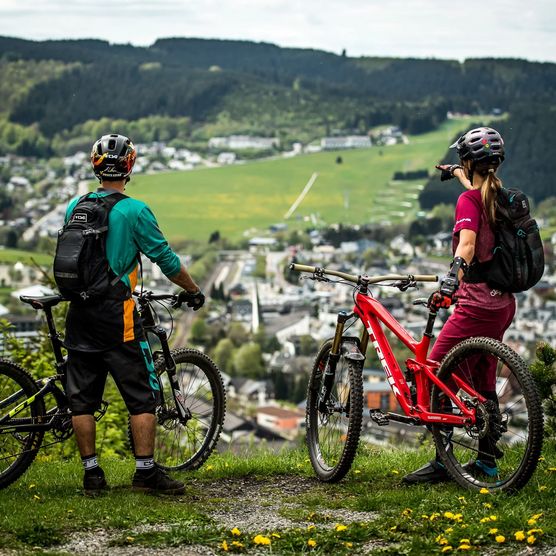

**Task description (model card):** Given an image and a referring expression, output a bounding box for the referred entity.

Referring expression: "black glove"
[175,289,205,311]
[436,164,463,182]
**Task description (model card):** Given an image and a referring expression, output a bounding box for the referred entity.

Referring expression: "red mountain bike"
[291,264,543,492]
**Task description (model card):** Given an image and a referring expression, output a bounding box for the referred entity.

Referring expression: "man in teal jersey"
[65,134,204,495]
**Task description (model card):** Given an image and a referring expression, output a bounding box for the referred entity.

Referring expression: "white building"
[321,136,371,150]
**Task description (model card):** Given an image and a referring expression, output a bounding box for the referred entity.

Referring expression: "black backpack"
[53,193,127,301]
[466,188,544,293]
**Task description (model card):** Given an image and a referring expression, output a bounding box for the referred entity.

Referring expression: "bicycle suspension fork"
[153,326,191,423]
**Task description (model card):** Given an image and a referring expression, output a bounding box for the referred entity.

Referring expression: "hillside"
[1,36,555,206]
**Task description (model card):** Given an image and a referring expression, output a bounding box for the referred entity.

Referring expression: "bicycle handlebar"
[289,263,438,285]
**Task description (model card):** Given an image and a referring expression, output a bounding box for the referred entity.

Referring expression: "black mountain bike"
[0,290,226,490]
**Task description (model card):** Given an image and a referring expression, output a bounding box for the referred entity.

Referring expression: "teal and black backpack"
[53,193,127,301]
[466,188,544,293]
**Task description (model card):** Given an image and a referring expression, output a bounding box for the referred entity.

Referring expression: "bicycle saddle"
[20,295,64,309]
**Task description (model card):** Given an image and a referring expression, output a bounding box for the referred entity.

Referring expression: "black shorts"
[66,337,160,415]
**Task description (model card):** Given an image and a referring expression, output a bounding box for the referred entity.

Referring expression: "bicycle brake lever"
[412,298,428,306]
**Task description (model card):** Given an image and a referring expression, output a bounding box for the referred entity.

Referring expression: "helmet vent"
[108,139,116,150]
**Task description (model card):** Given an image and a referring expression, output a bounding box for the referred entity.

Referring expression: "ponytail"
[481,169,502,224]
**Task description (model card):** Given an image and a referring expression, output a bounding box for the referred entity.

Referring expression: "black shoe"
[132,466,185,495]
[402,460,450,485]
[462,459,498,478]
[83,467,108,496]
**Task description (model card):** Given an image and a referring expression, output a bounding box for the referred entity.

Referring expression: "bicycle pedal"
[369,409,389,426]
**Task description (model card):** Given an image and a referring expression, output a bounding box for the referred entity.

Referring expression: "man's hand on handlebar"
[173,289,206,311]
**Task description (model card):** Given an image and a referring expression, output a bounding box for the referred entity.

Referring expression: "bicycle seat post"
[42,305,65,365]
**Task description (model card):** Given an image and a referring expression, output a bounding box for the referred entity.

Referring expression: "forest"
[1,36,555,205]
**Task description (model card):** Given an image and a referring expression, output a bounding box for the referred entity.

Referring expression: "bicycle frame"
[349,291,484,426]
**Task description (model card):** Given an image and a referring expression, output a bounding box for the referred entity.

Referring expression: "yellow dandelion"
[221,540,229,552]
[389,525,397,532]
[231,541,244,548]
[391,470,399,475]
[548,467,556,472]
[446,527,454,533]
[532,513,543,520]
[489,528,498,534]
[126,537,134,543]
[354,469,361,474]
[442,547,453,553]
[307,539,317,548]
[527,535,536,545]
[460,525,468,529]
[454,513,463,522]
[514,531,526,541]
[489,515,498,521]
[430,513,440,521]
[459,545,471,551]
[495,535,505,543]
[479,488,489,494]
[528,528,543,535]
[33,495,40,500]
[402,508,413,517]
[28,484,36,489]
[307,525,316,531]
[206,465,214,471]
[421,514,429,520]
[458,496,466,502]
[459,538,470,544]
[527,518,537,526]
[538,455,545,461]
[439,538,449,546]
[253,535,271,546]
[335,524,348,532]
[539,485,548,491]
[271,533,281,539]
[345,542,353,548]
[230,527,241,537]
[480,517,491,523]
[483,502,492,509]
[444,511,455,519]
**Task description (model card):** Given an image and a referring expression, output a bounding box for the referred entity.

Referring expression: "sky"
[0,0,555,63]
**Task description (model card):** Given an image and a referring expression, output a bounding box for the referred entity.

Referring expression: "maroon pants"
[429,301,516,391]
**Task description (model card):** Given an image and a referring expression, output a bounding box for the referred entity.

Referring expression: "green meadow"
[130,118,471,243]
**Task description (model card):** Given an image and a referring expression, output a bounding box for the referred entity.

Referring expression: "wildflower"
[271,533,281,539]
[489,515,497,521]
[458,496,466,503]
[430,513,440,521]
[307,539,316,548]
[489,528,498,535]
[253,535,271,546]
[28,484,36,489]
[495,535,505,543]
[454,514,463,522]
[515,531,526,541]
[532,513,543,520]
[444,511,455,519]
[421,514,429,520]
[345,542,353,548]
[548,467,556,472]
[335,524,348,532]
[442,547,453,553]
[479,488,490,494]
[459,544,471,551]
[126,537,134,543]
[483,503,492,509]
[307,525,316,532]
[402,508,412,517]
[445,528,454,533]
[538,455,545,461]
[528,528,543,535]
[527,535,536,545]
[354,469,361,474]
[391,470,399,475]
[221,540,229,552]
[459,539,470,544]
[438,537,449,546]
[389,525,397,532]
[527,518,537,526]
[231,527,241,537]
[480,517,491,523]
[539,485,547,491]
[33,495,40,500]
[231,541,244,548]
[206,464,214,471]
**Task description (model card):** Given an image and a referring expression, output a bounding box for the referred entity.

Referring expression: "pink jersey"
[452,189,514,309]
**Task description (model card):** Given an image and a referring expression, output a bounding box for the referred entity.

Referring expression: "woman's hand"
[435,164,472,190]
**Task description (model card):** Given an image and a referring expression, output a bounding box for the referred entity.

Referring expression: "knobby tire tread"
[306,340,364,483]
[431,337,543,493]
[0,359,46,489]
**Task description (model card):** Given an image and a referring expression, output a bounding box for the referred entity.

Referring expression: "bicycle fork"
[154,326,191,424]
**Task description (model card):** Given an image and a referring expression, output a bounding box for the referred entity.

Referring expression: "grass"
[0,442,554,554]
[129,118,473,243]
[0,248,53,266]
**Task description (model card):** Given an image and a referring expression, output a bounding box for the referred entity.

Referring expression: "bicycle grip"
[289,263,317,273]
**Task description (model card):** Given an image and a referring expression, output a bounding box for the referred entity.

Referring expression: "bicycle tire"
[430,337,543,493]
[0,360,46,489]
[306,339,364,482]
[129,348,226,471]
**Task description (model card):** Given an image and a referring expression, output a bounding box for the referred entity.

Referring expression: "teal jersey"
[65,189,181,289]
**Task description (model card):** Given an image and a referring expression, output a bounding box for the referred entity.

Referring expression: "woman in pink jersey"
[403,127,516,484]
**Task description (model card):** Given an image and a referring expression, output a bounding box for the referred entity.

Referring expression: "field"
[131,118,472,243]
[0,248,53,266]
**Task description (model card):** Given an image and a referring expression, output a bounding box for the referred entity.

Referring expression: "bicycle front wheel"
[0,360,45,489]
[153,348,226,471]
[306,340,364,482]
[430,337,543,492]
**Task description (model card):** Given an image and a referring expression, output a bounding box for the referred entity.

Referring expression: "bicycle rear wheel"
[0,360,45,489]
[130,348,226,471]
[306,340,364,482]
[430,337,543,492]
